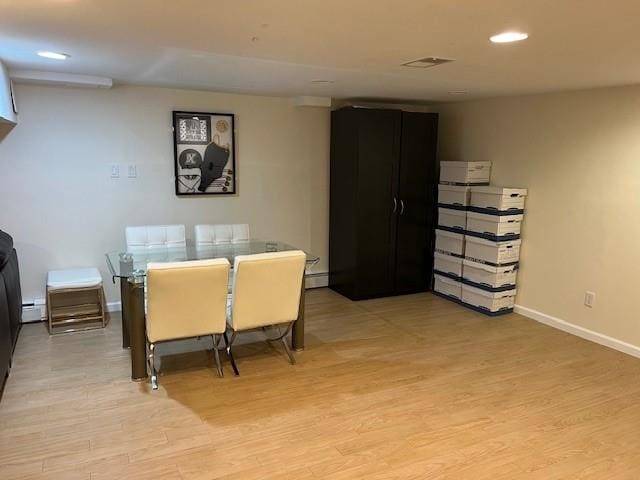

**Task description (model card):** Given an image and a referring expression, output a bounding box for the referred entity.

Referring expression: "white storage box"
[469,186,527,213]
[434,252,463,279]
[462,284,516,313]
[437,185,471,209]
[434,274,462,300]
[440,161,491,185]
[465,236,521,265]
[462,259,518,291]
[435,229,465,257]
[466,211,523,240]
[438,207,467,232]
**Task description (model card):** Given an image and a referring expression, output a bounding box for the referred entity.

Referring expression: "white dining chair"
[146,258,230,389]
[126,225,186,251]
[224,250,306,375]
[194,224,250,246]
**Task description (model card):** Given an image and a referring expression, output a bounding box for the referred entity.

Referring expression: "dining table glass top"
[106,240,319,279]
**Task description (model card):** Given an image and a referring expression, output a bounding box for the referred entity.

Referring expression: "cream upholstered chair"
[126,225,186,250]
[194,224,250,246]
[225,250,306,375]
[194,224,251,292]
[125,225,188,311]
[146,258,230,389]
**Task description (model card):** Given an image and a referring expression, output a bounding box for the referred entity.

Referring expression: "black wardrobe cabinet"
[329,107,439,300]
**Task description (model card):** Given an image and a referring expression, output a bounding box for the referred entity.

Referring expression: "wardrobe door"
[329,108,360,299]
[395,112,439,294]
[355,109,401,299]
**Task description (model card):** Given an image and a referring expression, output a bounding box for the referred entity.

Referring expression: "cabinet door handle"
[393,197,397,213]
[400,199,405,215]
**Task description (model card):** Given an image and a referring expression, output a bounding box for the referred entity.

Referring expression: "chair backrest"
[230,250,306,331]
[126,225,186,250]
[194,224,250,246]
[146,258,230,343]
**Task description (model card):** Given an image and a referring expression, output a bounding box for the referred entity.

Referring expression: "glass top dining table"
[105,240,319,381]
[106,240,320,279]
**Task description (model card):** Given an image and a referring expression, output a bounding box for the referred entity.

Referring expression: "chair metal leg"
[100,287,106,328]
[148,343,158,390]
[264,322,297,365]
[224,331,239,376]
[280,337,296,365]
[47,290,53,334]
[212,334,224,378]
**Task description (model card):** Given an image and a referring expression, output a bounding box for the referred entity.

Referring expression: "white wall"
[0,84,330,304]
[437,85,640,348]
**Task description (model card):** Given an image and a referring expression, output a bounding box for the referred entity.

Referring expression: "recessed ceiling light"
[489,31,529,44]
[37,51,70,60]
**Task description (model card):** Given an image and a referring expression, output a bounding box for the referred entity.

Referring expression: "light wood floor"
[1,288,640,479]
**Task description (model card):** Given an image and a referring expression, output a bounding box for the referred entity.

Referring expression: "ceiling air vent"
[401,57,454,68]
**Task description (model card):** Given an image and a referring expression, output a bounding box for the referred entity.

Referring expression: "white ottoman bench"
[46,267,106,334]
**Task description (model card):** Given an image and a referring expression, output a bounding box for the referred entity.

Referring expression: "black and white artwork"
[173,111,236,195]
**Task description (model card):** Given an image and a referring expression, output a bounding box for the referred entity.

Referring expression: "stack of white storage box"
[434,161,527,316]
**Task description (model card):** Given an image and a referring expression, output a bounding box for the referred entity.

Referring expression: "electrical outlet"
[584,291,595,308]
[110,164,120,178]
[127,164,137,178]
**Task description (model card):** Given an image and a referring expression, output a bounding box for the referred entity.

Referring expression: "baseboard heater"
[21,299,46,323]
[305,272,328,289]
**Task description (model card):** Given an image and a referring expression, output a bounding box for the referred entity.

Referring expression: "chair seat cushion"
[47,268,103,290]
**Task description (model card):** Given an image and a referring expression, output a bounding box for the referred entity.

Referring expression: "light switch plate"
[584,291,595,308]
[127,164,137,178]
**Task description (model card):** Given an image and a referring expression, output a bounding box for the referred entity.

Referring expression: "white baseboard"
[514,304,640,359]
[107,301,122,313]
[103,273,329,314]
[21,306,43,323]
[305,272,329,289]
[21,298,46,323]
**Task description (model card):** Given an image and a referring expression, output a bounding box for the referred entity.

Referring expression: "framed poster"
[173,111,236,195]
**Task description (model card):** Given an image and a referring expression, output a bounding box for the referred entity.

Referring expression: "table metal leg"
[120,278,130,349]
[127,278,147,381]
[292,282,305,351]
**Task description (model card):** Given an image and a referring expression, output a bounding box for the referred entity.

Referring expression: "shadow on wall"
[437,111,465,161]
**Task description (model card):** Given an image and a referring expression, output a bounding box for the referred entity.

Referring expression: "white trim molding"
[107,301,122,313]
[305,272,329,289]
[11,70,113,89]
[514,304,640,359]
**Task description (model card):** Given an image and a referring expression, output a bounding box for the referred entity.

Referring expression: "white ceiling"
[1,0,639,101]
